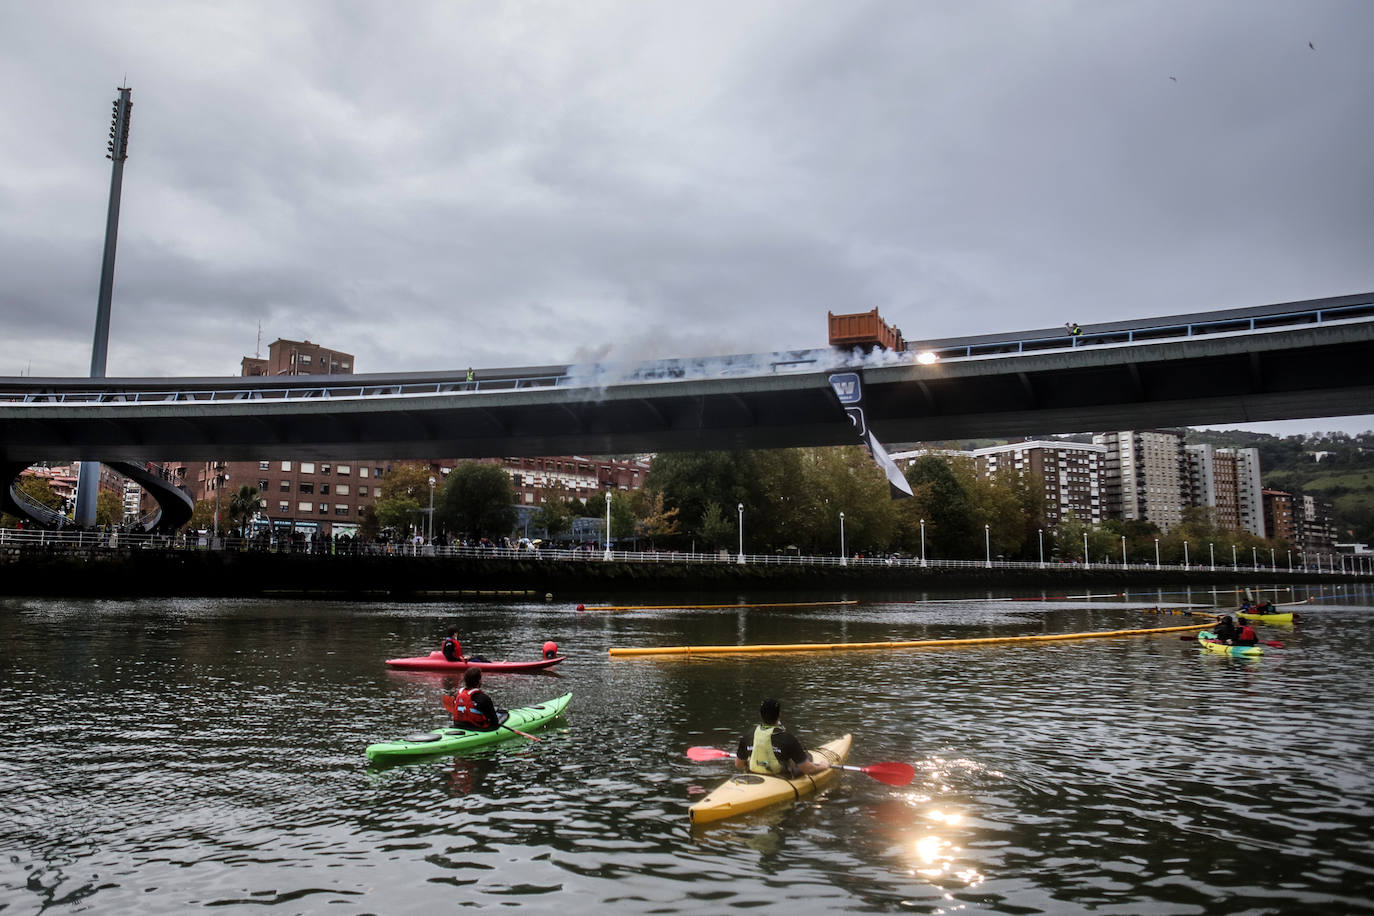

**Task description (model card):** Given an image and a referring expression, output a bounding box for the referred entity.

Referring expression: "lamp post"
[1184,540,1190,570]
[1210,542,1215,571]
[1038,528,1044,569]
[919,518,927,567]
[603,491,612,561]
[1231,544,1238,568]
[427,476,436,543]
[1083,531,1090,570]
[1287,549,1292,572]
[1121,535,1127,570]
[839,512,847,566]
[1270,547,1275,570]
[1154,538,1160,570]
[1252,546,1258,571]
[984,523,991,568]
[737,503,745,565]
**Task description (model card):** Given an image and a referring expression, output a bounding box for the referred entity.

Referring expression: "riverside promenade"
[1,527,1365,600]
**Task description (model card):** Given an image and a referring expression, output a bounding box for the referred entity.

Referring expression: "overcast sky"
[2,1,1371,438]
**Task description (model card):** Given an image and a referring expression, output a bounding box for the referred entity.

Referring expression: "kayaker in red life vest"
[1211,615,1241,645]
[1235,622,1259,647]
[442,629,464,662]
[735,698,830,778]
[451,668,500,731]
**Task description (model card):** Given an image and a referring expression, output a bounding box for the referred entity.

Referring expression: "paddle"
[685,746,916,786]
[442,694,542,741]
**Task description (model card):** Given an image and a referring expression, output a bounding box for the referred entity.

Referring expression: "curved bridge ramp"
[106,461,194,533]
[1,461,72,529]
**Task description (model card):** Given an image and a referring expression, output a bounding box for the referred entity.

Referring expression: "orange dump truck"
[828,309,905,352]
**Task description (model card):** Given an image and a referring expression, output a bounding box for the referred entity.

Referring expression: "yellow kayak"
[688,734,852,825]
[1237,611,1294,624]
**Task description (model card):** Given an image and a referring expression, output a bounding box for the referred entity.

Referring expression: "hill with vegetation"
[1185,428,1374,543]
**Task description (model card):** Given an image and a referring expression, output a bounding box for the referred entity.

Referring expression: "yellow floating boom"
[608,622,1212,656]
[581,600,861,612]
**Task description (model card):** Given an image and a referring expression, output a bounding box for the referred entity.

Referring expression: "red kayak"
[384,651,565,673]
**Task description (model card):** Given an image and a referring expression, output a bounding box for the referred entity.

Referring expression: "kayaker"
[1211,615,1241,644]
[442,629,464,662]
[451,668,500,731]
[735,698,831,778]
[1235,620,1259,647]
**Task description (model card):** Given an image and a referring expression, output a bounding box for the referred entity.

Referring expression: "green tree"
[96,490,124,528]
[609,491,637,542]
[534,486,575,541]
[374,464,435,537]
[697,500,735,551]
[635,491,681,547]
[228,484,261,536]
[436,462,516,541]
[185,498,217,532]
[903,456,978,559]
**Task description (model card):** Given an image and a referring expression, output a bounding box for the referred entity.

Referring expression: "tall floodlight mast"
[74,86,132,527]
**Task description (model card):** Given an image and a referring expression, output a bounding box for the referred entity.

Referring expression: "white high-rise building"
[971,440,1105,528]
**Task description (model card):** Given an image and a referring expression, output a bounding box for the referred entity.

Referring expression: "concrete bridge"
[1,291,1371,469]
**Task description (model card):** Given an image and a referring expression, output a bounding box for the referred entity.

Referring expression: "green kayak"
[366,692,571,762]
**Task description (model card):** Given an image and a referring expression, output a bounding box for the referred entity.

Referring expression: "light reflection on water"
[0,586,1372,914]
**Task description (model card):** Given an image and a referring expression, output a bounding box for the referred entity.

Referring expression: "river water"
[2,584,1372,914]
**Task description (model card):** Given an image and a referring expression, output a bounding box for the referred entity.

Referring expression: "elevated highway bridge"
[1,291,1371,520]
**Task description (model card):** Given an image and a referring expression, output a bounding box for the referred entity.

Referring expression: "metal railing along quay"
[1,527,1368,578]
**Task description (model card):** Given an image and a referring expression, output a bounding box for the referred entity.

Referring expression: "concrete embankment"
[0,546,1356,600]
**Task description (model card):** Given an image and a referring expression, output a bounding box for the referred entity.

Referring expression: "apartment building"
[970,440,1105,527]
[1185,445,1265,536]
[1094,430,1190,532]
[1262,489,1296,543]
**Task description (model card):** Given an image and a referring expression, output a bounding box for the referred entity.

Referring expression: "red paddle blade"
[687,746,734,762]
[856,762,916,786]
[1266,640,1284,648]
[442,694,457,715]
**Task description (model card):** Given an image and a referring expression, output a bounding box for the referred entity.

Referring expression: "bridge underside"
[0,320,1371,465]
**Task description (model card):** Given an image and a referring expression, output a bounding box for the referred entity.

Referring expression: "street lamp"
[737,503,745,565]
[1232,544,1238,568]
[1154,538,1160,570]
[212,462,228,541]
[1210,542,1215,571]
[1083,531,1090,570]
[920,518,927,567]
[984,523,991,568]
[1121,535,1127,569]
[1270,547,1276,570]
[1252,546,1258,571]
[427,476,436,543]
[603,491,612,561]
[1184,540,1189,570]
[1038,528,1044,569]
[839,512,847,566]
[1287,549,1292,571]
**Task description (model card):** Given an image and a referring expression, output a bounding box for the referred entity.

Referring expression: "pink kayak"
[384,651,566,673]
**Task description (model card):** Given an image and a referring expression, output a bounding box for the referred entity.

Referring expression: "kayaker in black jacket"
[1211,615,1241,644]
[735,698,830,778]
[442,629,464,662]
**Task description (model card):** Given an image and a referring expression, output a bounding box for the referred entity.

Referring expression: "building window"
[320,483,330,495]
[298,502,312,513]
[280,480,291,492]
[358,486,368,497]
[258,479,268,490]
[281,461,292,471]
[319,504,329,514]
[259,460,270,471]
[336,484,350,496]
[279,501,289,513]
[359,467,370,479]
[336,506,350,516]
[300,354,311,365]
[299,482,314,494]
[337,464,351,476]
[301,462,315,474]
[320,464,330,475]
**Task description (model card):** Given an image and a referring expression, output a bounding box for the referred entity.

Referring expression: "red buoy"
[543,640,559,659]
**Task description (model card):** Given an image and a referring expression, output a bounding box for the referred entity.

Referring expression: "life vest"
[452,688,492,729]
[442,637,462,661]
[749,724,784,775]
[1237,624,1258,645]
